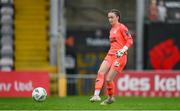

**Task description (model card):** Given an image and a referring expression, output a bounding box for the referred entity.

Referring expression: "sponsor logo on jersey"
[110,38,117,43]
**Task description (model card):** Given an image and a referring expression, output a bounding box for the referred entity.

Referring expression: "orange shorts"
[103,54,127,73]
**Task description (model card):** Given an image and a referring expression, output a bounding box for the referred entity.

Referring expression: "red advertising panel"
[114,71,180,97]
[0,71,50,97]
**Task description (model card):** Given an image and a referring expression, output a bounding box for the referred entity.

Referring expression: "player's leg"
[101,55,127,105]
[90,58,111,102]
[100,68,117,105]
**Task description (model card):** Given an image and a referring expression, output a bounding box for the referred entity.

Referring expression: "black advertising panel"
[66,29,109,74]
[144,23,180,70]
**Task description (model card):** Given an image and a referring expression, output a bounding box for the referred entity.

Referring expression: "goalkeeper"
[90,9,133,105]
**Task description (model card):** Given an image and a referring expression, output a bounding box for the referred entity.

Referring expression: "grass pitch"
[0,96,180,110]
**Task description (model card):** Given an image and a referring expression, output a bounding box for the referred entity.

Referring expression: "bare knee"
[105,69,118,83]
[105,77,112,83]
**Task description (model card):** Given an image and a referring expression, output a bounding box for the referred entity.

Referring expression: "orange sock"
[95,73,105,90]
[107,81,115,97]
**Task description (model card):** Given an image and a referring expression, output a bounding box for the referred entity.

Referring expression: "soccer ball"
[32,87,47,102]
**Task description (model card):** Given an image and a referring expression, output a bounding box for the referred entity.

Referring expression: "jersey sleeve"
[121,27,133,48]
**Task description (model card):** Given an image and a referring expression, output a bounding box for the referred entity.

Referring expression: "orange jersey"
[108,23,133,55]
